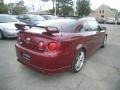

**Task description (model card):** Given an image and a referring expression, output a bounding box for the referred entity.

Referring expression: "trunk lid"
[17,28,59,52]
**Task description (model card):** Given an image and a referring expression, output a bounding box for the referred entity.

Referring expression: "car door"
[77,21,98,56]
[97,24,106,47]
[87,20,104,50]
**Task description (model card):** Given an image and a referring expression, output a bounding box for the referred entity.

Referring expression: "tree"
[0,3,8,14]
[76,0,90,16]
[0,0,28,15]
[12,6,28,15]
[56,0,74,16]
[41,0,74,16]
[7,0,28,15]
[12,1,28,14]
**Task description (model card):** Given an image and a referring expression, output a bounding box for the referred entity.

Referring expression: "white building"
[90,4,118,18]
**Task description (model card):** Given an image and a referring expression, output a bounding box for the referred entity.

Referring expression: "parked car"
[116,18,120,24]
[0,14,23,39]
[15,18,107,75]
[106,17,116,24]
[17,14,45,25]
[42,15,58,20]
[96,17,105,24]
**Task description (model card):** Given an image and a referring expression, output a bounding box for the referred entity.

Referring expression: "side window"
[87,21,99,31]
[18,15,24,19]
[23,15,29,20]
[75,25,83,33]
[80,21,90,32]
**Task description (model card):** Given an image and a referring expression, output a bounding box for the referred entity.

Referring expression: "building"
[90,4,118,18]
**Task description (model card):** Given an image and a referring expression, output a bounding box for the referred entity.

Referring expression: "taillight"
[48,42,59,51]
[37,41,45,50]
[17,33,24,45]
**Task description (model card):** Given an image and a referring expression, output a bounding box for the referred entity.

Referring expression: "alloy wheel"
[75,51,85,71]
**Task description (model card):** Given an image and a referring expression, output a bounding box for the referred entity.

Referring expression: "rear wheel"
[0,31,3,40]
[71,49,85,73]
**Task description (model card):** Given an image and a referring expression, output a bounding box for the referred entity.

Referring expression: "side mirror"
[101,26,106,30]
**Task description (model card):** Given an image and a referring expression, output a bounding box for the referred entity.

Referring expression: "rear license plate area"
[22,53,31,61]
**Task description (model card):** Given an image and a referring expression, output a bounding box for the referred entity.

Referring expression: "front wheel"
[101,34,107,48]
[71,49,85,73]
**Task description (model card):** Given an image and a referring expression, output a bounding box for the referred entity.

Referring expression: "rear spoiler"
[15,23,59,35]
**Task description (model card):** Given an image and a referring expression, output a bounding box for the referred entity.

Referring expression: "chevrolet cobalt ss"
[15,18,107,75]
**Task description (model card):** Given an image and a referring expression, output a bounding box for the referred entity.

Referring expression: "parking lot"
[0,24,120,90]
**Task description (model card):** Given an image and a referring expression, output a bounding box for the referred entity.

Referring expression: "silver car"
[106,17,116,24]
[117,18,120,24]
[0,14,23,39]
[42,15,58,20]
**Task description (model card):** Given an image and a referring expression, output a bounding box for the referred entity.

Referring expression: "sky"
[4,0,120,11]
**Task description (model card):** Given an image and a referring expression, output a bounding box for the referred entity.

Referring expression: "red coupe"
[15,18,107,75]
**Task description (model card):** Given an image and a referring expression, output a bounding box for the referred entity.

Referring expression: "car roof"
[42,18,77,23]
[18,14,40,16]
[79,17,97,22]
[37,19,78,33]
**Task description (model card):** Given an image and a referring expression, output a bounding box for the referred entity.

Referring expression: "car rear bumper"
[15,44,70,75]
[17,59,69,75]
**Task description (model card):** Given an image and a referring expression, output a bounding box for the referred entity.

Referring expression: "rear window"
[37,19,77,33]
[30,15,45,21]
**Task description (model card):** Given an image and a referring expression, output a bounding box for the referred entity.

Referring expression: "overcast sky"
[4,0,120,11]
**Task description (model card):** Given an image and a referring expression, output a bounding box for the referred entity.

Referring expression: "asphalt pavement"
[0,24,120,90]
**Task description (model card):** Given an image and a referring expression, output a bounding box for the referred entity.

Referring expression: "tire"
[101,35,107,48]
[71,49,85,73]
[0,31,3,40]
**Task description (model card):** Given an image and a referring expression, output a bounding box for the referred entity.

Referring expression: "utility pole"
[10,0,12,15]
[39,0,42,11]
[73,3,76,16]
[32,0,35,13]
[54,0,56,16]
[52,0,56,16]
[52,0,55,14]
